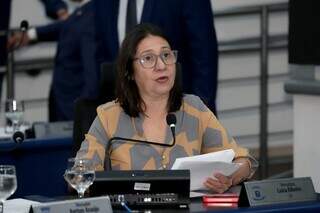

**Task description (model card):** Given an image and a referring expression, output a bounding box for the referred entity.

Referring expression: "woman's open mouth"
[155,76,169,83]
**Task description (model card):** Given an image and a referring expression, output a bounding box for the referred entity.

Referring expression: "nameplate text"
[238,177,317,206]
[30,196,112,213]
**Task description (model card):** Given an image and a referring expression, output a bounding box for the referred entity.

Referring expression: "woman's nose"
[155,56,166,70]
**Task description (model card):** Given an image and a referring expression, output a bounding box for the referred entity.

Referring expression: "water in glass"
[64,158,95,198]
[5,100,24,133]
[5,112,23,125]
[0,165,17,213]
[0,174,17,201]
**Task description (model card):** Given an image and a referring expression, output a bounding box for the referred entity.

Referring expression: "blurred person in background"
[0,0,11,100]
[7,0,97,121]
[288,0,320,65]
[0,0,67,101]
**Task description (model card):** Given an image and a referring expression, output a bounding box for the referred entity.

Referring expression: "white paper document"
[171,149,240,191]
[190,185,242,198]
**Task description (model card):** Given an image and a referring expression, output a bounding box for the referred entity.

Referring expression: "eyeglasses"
[134,50,178,69]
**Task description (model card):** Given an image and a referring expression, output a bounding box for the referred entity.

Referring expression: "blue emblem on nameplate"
[251,185,266,201]
[30,196,112,213]
[239,177,317,207]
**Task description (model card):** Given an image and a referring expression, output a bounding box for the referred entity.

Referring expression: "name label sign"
[238,177,317,207]
[30,196,112,213]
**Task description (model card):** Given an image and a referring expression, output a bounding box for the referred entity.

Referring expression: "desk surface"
[2,137,320,212]
[112,197,320,212]
[22,196,320,213]
[0,136,72,150]
[0,137,73,197]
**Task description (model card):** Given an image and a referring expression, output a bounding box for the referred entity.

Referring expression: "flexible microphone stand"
[7,20,29,144]
[104,114,177,170]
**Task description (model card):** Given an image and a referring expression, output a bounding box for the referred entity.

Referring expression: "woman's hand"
[203,157,251,193]
[204,173,233,194]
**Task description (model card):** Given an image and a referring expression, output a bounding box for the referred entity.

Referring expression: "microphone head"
[166,113,176,127]
[13,131,25,144]
[20,20,29,32]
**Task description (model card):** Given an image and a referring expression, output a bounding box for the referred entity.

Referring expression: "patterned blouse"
[76,94,251,171]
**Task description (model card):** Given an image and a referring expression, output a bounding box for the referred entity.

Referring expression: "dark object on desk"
[90,170,190,209]
[238,177,317,207]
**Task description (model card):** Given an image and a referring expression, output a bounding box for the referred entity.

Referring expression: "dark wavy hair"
[115,23,183,117]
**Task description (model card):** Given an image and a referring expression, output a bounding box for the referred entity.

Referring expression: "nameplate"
[238,177,317,207]
[30,196,112,213]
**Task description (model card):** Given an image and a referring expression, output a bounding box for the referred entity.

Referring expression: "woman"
[76,23,256,193]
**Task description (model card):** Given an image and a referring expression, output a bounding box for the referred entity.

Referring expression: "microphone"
[20,20,29,32]
[105,114,177,170]
[0,130,25,152]
[8,20,29,52]
[12,131,25,144]
[166,113,176,147]
[0,20,29,37]
[15,20,29,49]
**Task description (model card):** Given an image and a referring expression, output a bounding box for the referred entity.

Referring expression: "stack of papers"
[172,149,240,191]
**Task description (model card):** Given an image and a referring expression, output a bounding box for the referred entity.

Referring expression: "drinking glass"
[5,99,24,134]
[0,165,17,213]
[63,158,95,198]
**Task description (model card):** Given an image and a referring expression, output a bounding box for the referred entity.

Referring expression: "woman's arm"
[231,157,251,185]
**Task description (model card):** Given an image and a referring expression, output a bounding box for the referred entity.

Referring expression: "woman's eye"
[162,52,171,58]
[144,55,154,61]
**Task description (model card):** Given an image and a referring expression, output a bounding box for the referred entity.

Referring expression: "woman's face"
[133,35,176,100]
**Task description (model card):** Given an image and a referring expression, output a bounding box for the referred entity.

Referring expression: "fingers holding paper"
[204,173,233,194]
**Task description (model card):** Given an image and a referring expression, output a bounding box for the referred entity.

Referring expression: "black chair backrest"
[98,62,117,102]
[72,62,116,156]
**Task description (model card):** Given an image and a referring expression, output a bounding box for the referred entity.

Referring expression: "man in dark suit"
[289,0,320,65]
[0,0,11,100]
[1,0,67,101]
[8,0,98,121]
[94,0,218,113]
